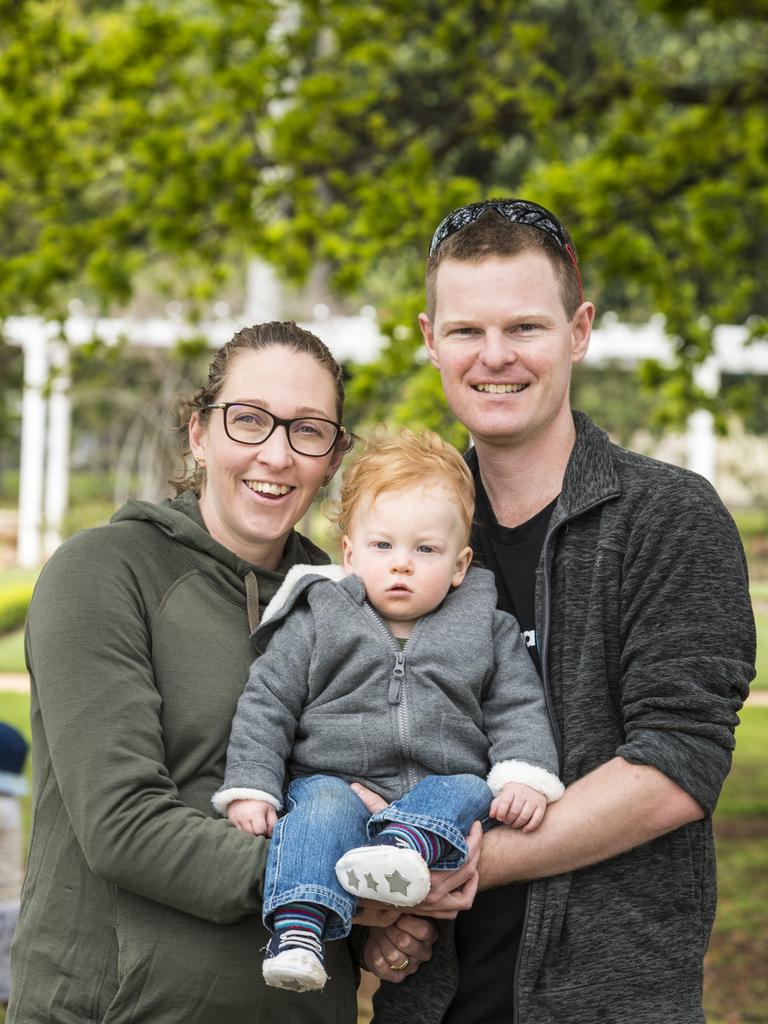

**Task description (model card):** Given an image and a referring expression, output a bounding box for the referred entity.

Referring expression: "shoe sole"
[335,846,430,907]
[262,950,328,992]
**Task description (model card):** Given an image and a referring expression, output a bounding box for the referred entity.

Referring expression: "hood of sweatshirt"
[111,489,330,631]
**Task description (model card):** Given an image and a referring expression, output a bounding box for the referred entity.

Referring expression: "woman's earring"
[195,456,206,468]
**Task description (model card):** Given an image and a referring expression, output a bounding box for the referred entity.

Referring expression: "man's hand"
[226,798,278,837]
[363,914,438,984]
[352,901,401,928]
[490,782,547,832]
[413,820,482,917]
[351,784,483,918]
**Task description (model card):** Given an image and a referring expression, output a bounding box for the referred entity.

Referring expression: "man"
[365,200,755,1023]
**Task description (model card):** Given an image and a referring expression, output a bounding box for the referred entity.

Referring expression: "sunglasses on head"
[428,198,583,302]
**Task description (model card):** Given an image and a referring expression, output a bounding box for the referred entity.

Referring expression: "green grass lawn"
[0,629,25,674]
[0,567,36,674]
[706,705,768,1023]
[753,585,768,691]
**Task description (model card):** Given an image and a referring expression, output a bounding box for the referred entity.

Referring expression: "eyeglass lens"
[225,404,337,455]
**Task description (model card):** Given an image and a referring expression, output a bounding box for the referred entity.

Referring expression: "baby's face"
[342,483,472,638]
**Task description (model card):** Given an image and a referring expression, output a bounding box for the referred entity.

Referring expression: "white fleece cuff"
[211,787,283,815]
[261,563,346,624]
[487,760,565,802]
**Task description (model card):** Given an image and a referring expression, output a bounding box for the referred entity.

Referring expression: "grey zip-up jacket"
[374,412,755,1024]
[214,565,563,813]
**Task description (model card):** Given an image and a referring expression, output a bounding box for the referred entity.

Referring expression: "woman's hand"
[350,782,389,813]
[363,914,438,984]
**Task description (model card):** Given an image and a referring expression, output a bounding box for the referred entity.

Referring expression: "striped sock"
[272,902,327,942]
[373,823,453,867]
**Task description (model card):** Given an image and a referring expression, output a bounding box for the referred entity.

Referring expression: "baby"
[213,429,562,993]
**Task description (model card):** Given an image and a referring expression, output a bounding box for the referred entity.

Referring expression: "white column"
[686,357,720,485]
[245,260,282,323]
[17,327,49,568]
[43,340,71,557]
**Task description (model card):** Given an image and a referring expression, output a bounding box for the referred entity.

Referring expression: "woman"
[7,322,437,1024]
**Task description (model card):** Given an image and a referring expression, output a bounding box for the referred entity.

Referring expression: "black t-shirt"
[441,459,556,1024]
[472,474,557,676]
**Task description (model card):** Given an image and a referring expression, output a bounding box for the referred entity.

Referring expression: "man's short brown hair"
[425,209,583,322]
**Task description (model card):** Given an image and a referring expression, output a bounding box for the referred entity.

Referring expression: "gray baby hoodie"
[213,564,562,813]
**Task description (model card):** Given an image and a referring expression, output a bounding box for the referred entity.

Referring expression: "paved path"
[0,673,30,693]
[3,673,768,703]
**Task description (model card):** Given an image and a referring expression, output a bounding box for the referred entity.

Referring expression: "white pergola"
[583,318,768,479]
[6,306,768,568]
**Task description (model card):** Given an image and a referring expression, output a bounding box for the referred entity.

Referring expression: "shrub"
[0,583,34,635]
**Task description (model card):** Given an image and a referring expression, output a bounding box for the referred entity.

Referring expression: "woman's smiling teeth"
[245,481,294,496]
[473,383,528,393]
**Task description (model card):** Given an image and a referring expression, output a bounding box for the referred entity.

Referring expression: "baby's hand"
[227,799,278,837]
[490,782,547,832]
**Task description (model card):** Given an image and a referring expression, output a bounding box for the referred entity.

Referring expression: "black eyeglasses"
[204,403,345,457]
[428,198,583,300]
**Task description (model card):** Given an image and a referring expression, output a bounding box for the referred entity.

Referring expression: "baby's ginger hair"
[332,428,475,545]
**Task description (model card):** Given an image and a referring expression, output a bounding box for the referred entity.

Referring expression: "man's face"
[419,252,593,451]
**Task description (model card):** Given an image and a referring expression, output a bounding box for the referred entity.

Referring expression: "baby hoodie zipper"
[388,650,406,704]
[365,604,418,792]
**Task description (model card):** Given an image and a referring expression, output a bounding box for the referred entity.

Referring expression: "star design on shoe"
[385,870,411,896]
[345,869,361,891]
[364,872,379,892]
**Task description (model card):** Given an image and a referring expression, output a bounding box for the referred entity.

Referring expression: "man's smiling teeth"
[474,383,528,393]
[246,481,293,496]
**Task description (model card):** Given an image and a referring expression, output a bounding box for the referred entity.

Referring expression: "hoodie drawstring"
[245,571,260,634]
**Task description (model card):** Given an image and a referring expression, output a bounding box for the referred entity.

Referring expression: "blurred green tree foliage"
[1,0,766,435]
[0,342,23,496]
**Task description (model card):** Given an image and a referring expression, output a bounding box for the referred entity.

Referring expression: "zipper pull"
[387,651,406,704]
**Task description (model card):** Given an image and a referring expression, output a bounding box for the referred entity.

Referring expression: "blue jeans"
[262,773,492,940]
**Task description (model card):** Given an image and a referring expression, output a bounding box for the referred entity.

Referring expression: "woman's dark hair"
[171,321,353,495]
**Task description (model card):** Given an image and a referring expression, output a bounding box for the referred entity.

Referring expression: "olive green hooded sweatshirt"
[9,492,358,1024]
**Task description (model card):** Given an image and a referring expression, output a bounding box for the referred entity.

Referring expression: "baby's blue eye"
[373,541,391,550]
[417,545,435,553]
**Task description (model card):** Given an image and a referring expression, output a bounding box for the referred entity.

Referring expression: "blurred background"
[1,1,767,1020]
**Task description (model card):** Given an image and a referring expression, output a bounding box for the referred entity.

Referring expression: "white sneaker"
[335,845,430,907]
[262,930,328,992]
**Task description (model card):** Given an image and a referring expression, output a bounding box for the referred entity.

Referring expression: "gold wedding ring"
[391,956,411,971]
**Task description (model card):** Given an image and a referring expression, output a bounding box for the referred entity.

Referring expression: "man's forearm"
[478,756,705,888]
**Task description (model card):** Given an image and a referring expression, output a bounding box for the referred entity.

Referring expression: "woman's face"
[189,346,343,569]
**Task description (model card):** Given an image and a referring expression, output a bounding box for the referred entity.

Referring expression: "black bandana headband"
[428,198,583,301]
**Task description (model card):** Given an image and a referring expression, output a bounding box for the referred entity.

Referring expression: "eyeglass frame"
[427,198,583,302]
[202,402,346,457]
